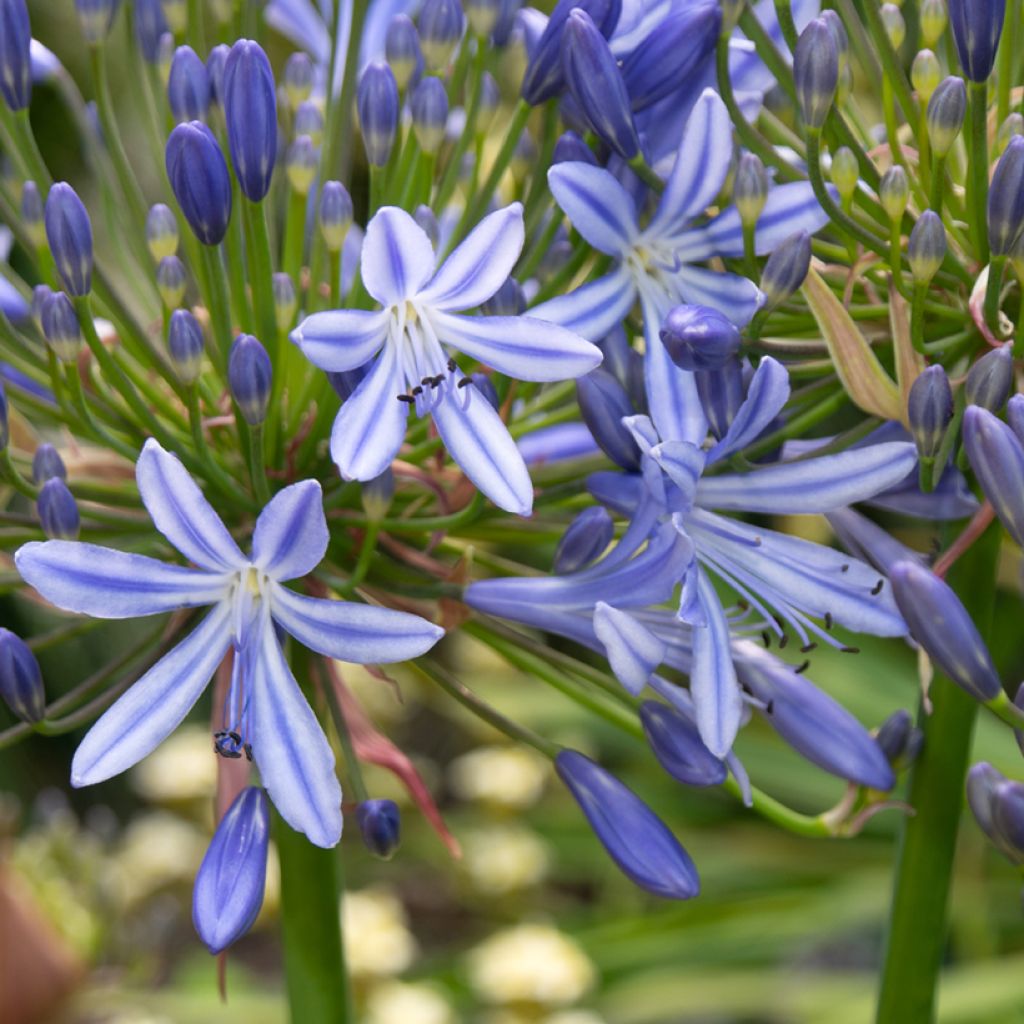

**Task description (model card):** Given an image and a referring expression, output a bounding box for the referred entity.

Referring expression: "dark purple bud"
[168,45,210,122]
[555,749,700,899]
[168,308,204,384]
[908,210,946,284]
[146,202,179,260]
[552,130,597,166]
[480,276,526,316]
[223,40,277,203]
[156,254,187,309]
[193,787,270,954]
[695,357,744,440]
[561,9,639,161]
[74,0,120,44]
[660,304,741,373]
[31,442,66,484]
[521,0,620,106]
[963,404,1024,546]
[37,477,80,540]
[967,763,1024,864]
[206,44,229,105]
[576,368,641,471]
[793,18,838,130]
[273,272,297,332]
[890,558,1002,701]
[965,345,1013,411]
[988,137,1024,255]
[357,799,401,859]
[21,180,43,247]
[418,0,465,70]
[166,121,232,245]
[229,334,272,425]
[385,15,422,90]
[948,0,1004,82]
[470,371,500,409]
[134,0,168,63]
[492,0,521,46]
[761,231,812,309]
[0,0,32,111]
[410,76,449,154]
[283,51,314,108]
[358,62,399,167]
[926,76,967,156]
[640,700,727,787]
[44,183,93,297]
[968,762,1004,843]
[553,506,614,573]
[874,708,922,769]
[319,181,353,252]
[620,1,720,112]
[0,628,44,723]
[41,292,82,363]
[907,364,953,459]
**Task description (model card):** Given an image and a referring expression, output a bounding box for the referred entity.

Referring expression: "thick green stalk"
[967,81,991,265]
[876,522,1001,1023]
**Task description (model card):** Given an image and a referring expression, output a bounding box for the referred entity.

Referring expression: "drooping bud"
[410,76,449,154]
[168,45,210,122]
[553,506,614,574]
[480,276,526,316]
[146,202,179,260]
[356,799,401,859]
[890,559,1002,702]
[576,369,641,471]
[156,254,187,308]
[967,763,1024,864]
[21,181,44,248]
[167,308,204,383]
[963,404,1024,548]
[193,787,270,954]
[465,0,501,37]
[206,44,229,105]
[44,183,94,297]
[926,76,967,157]
[879,165,909,222]
[965,346,1013,411]
[552,131,596,166]
[223,40,277,203]
[659,304,741,372]
[418,0,465,70]
[283,52,314,109]
[695,357,744,441]
[948,0,1004,83]
[640,701,727,788]
[0,629,44,723]
[988,136,1024,256]
[37,477,80,540]
[760,231,812,309]
[294,101,324,147]
[793,18,838,131]
[561,9,639,160]
[879,3,905,49]
[272,272,297,332]
[357,62,399,168]
[907,365,953,459]
[829,146,859,205]
[319,181,353,253]
[911,49,941,103]
[285,136,317,196]
[41,292,82,363]
[920,0,947,48]
[0,0,32,111]
[229,334,272,425]
[734,153,768,229]
[907,210,947,284]
[165,121,232,246]
[385,15,422,91]
[555,749,700,899]
[31,443,65,484]
[874,708,923,771]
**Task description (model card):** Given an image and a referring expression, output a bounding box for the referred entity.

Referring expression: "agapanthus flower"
[292,202,601,515]
[15,439,444,847]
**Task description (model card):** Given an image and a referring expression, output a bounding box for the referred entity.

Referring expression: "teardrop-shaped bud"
[37,477,80,540]
[794,18,838,130]
[356,799,401,859]
[659,304,741,373]
[907,364,953,459]
[640,701,727,787]
[44,183,94,297]
[228,334,272,425]
[553,506,614,574]
[0,628,44,723]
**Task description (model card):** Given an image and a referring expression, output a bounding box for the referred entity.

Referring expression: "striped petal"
[291,308,389,372]
[594,602,667,695]
[548,162,639,256]
[361,206,436,306]
[529,268,637,342]
[252,480,328,582]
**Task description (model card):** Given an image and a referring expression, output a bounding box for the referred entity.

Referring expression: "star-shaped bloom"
[292,203,602,515]
[15,439,444,848]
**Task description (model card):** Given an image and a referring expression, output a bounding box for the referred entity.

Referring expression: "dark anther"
[457,377,473,388]
[794,660,810,674]
[447,357,457,372]
[841,563,850,572]
[213,730,244,759]
[801,642,818,653]
[824,611,833,630]
[421,376,433,385]
[412,385,423,395]
[429,374,445,388]
[761,630,771,648]
[244,742,253,762]
[778,633,789,649]
[737,599,749,611]
[765,700,775,715]
[871,579,884,595]
[397,394,415,404]
[841,645,860,655]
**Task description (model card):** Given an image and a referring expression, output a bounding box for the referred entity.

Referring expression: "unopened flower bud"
[920,0,947,48]
[641,700,727,788]
[358,62,399,168]
[470,371,500,409]
[552,130,596,166]
[223,40,278,203]
[911,49,941,103]
[830,146,859,204]
[988,136,1024,255]
[927,76,967,157]
[168,45,210,122]
[272,272,297,332]
[879,165,909,222]
[283,51,314,109]
[968,763,1024,864]
[696,357,744,441]
[30,284,51,331]
[37,477,80,540]
[165,121,232,246]
[0,0,32,111]
[734,153,768,228]
[410,76,449,154]
[418,0,465,70]
[907,364,953,459]
[874,708,923,770]
[41,292,82,363]
[553,506,613,574]
[31,443,65,484]
[760,231,812,309]
[880,3,905,49]
[819,9,849,72]
[146,203,179,261]
[206,44,229,105]
[385,15,422,90]
[193,787,270,954]
[794,18,838,131]
[0,629,44,723]
[465,0,500,37]
[576,369,641,471]
[294,100,324,147]
[1008,393,1024,445]
[660,304,741,372]
[134,0,168,63]
[480,276,526,316]
[356,799,401,859]
[964,404,1024,547]
[908,209,946,284]
[156,254,187,309]
[965,345,1013,411]
[168,308,204,383]
[285,135,317,195]
[948,0,1004,83]
[45,183,94,297]
[229,334,272,425]
[997,113,1024,156]
[319,181,353,253]
[361,470,394,520]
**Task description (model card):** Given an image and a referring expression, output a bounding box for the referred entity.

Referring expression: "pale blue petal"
[330,341,408,480]
[136,439,245,571]
[291,308,390,372]
[265,0,331,63]
[707,356,789,463]
[430,310,602,381]
[587,470,645,516]
[71,604,232,786]
[530,269,636,342]
[361,206,436,306]
[648,88,732,237]
[690,569,743,757]
[696,441,918,513]
[650,440,705,499]
[271,584,444,661]
[16,541,230,618]
[420,204,525,311]
[671,264,763,327]
[518,423,601,464]
[826,508,927,575]
[252,481,328,581]
[250,618,343,848]
[548,163,639,256]
[594,602,666,695]
[868,464,979,520]
[431,377,534,515]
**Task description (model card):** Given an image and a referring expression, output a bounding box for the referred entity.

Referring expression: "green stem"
[196,244,233,380]
[968,80,991,265]
[876,521,1001,1023]
[983,256,1007,333]
[910,282,928,354]
[246,423,270,503]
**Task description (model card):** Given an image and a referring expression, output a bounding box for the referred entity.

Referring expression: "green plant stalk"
[283,188,308,286]
[967,80,991,265]
[910,282,928,354]
[274,810,352,1024]
[196,244,233,380]
[997,0,1019,125]
[434,38,487,211]
[875,520,1001,1024]
[983,256,1007,333]
[928,153,946,215]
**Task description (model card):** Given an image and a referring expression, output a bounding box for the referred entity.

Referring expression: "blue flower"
[291,203,601,515]
[14,439,444,847]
